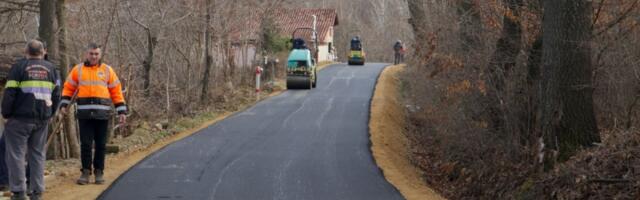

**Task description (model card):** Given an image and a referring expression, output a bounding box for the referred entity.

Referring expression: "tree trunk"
[59,126,66,158]
[48,133,60,159]
[407,0,428,58]
[486,0,523,133]
[40,0,60,160]
[56,0,80,158]
[39,0,56,58]
[143,30,156,96]
[457,0,483,52]
[201,0,213,103]
[526,34,543,158]
[540,0,600,167]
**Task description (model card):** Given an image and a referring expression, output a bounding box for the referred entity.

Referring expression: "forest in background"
[404,0,640,199]
[1,0,288,160]
[1,0,640,199]
[0,0,411,159]
[291,0,414,62]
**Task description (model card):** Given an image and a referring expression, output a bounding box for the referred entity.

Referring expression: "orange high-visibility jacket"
[60,63,127,120]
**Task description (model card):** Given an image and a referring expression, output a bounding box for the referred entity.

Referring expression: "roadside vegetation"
[403,0,640,199]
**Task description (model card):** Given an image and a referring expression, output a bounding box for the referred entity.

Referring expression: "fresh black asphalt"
[99,63,404,200]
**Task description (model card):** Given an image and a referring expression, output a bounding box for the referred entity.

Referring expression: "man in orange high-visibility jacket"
[60,43,127,185]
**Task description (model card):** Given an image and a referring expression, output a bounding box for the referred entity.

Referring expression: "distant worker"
[60,43,127,185]
[351,36,362,51]
[2,39,61,200]
[292,38,307,49]
[394,40,405,65]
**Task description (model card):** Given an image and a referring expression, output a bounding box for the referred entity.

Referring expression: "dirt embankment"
[369,64,445,200]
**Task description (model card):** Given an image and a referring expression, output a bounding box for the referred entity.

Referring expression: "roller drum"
[286,76,312,89]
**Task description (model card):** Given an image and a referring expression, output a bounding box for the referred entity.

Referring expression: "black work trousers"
[394,52,404,65]
[78,119,109,171]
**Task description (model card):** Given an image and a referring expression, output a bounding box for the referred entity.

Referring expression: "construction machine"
[286,42,317,89]
[286,16,319,90]
[348,36,365,65]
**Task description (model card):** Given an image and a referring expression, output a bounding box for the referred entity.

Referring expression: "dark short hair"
[26,39,45,56]
[86,42,101,50]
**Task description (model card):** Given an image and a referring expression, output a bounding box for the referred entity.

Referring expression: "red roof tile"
[230,8,339,44]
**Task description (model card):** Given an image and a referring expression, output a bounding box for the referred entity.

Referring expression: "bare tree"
[457,0,483,52]
[56,0,80,158]
[38,0,55,57]
[407,0,428,59]
[201,0,213,103]
[126,2,156,96]
[539,0,600,167]
[486,0,523,133]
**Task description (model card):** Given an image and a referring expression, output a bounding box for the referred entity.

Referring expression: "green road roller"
[287,26,319,90]
[286,46,317,89]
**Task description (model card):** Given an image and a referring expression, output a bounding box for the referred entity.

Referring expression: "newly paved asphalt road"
[99,63,404,200]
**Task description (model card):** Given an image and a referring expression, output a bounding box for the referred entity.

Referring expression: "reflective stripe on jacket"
[1,58,61,120]
[61,63,127,120]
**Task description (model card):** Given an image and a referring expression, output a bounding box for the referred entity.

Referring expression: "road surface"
[99,63,404,200]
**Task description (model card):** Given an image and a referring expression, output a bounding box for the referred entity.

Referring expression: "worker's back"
[292,38,307,50]
[351,38,362,51]
[394,41,403,52]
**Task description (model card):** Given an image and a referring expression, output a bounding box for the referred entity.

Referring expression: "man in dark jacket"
[393,40,405,65]
[1,40,61,200]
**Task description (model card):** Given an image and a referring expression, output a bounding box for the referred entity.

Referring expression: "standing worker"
[59,43,127,185]
[393,40,405,65]
[2,40,61,200]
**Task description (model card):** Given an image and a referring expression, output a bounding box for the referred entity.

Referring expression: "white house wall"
[230,29,336,65]
[318,44,330,62]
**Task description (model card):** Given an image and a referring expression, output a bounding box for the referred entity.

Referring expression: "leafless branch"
[102,0,120,53]
[595,0,640,37]
[126,1,149,31]
[1,0,38,8]
[166,12,193,26]
[0,41,26,47]
[588,178,633,183]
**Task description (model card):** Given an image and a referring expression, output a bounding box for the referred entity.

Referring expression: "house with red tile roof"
[271,8,339,62]
[231,8,339,66]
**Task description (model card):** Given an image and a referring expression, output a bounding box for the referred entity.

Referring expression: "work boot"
[94,169,105,184]
[10,192,27,200]
[76,169,91,185]
[29,192,41,200]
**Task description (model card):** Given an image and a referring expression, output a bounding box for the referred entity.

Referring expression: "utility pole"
[312,15,318,62]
